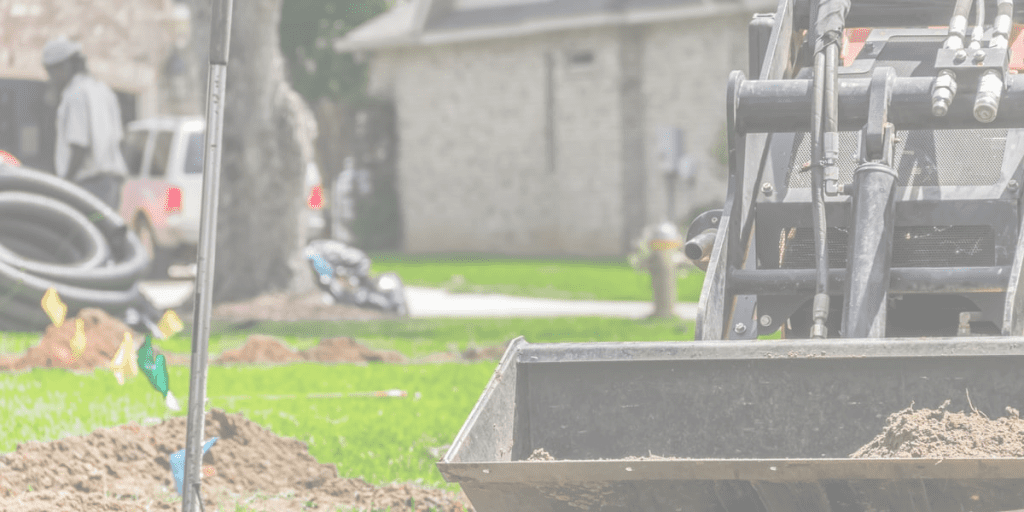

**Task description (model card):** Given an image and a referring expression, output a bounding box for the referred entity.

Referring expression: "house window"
[454,0,549,9]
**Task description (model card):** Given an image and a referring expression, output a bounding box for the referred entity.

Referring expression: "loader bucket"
[438,337,1024,512]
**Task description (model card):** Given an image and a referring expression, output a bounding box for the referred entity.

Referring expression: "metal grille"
[786,129,1007,188]
[763,226,995,269]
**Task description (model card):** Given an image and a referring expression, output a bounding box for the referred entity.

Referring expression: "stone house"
[0,0,188,171]
[338,0,776,257]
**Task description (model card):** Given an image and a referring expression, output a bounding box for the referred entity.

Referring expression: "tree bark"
[185,0,318,302]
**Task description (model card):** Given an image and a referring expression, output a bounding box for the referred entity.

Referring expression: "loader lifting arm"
[695,0,1024,340]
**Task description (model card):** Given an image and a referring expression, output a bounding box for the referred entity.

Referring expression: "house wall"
[387,28,626,256]
[642,14,752,227]
[372,12,758,256]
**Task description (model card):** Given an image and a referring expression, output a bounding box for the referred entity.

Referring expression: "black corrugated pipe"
[841,162,898,338]
[0,165,161,333]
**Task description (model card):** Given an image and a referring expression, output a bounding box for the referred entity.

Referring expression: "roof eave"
[336,0,779,52]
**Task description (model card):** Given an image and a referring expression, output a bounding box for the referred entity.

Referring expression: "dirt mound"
[4,308,138,372]
[0,408,471,511]
[206,290,391,323]
[300,337,409,364]
[460,341,511,362]
[851,401,1024,458]
[215,335,304,365]
[213,336,410,365]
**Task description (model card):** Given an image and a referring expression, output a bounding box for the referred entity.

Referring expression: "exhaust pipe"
[684,229,716,272]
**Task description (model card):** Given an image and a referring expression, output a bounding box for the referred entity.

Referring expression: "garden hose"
[0,164,163,334]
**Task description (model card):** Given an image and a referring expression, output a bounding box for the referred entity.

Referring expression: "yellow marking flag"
[157,310,184,339]
[41,288,67,327]
[69,318,87,359]
[108,332,139,385]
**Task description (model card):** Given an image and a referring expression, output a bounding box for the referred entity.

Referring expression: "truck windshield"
[184,131,204,174]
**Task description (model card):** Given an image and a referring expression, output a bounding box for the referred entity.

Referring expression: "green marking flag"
[138,335,178,409]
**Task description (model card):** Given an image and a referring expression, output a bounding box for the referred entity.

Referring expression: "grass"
[369,252,705,302]
[2,362,496,491]
[1,316,694,493]
[154,316,692,359]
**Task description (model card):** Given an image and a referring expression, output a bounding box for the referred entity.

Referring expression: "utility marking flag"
[69,318,87,359]
[108,333,139,385]
[157,310,184,338]
[137,335,170,397]
[169,437,218,495]
[41,288,66,327]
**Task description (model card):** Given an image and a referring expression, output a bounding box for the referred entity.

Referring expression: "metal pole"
[182,0,233,511]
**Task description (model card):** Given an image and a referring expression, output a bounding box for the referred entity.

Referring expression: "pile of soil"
[300,336,408,364]
[0,408,471,511]
[215,335,306,365]
[215,335,409,365]
[0,308,139,372]
[851,400,1024,458]
[204,290,392,323]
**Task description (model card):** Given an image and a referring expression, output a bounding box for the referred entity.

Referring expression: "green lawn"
[370,253,705,302]
[157,316,691,359]
[1,316,694,493]
[1,362,495,491]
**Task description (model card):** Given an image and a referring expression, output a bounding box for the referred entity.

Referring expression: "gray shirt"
[55,73,129,180]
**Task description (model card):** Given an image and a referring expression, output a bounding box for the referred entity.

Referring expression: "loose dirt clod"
[0,409,471,511]
[527,448,555,461]
[851,400,1024,458]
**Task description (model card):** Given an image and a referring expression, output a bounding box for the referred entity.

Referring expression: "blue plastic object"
[170,437,218,495]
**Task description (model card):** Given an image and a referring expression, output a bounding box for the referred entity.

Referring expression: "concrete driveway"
[138,281,698,320]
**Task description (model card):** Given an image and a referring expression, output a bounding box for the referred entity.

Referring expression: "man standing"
[42,37,129,209]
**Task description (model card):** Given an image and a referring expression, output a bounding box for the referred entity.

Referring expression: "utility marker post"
[182,0,233,510]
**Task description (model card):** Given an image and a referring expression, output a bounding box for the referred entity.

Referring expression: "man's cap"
[42,37,82,67]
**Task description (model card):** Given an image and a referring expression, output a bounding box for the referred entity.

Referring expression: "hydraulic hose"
[0,165,160,333]
[992,0,1014,48]
[945,0,975,49]
[969,0,985,49]
[810,50,831,338]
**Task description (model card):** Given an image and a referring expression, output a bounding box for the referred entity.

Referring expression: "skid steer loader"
[438,0,1024,510]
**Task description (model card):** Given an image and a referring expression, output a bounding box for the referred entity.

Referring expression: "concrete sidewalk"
[404,286,697,319]
[138,281,698,320]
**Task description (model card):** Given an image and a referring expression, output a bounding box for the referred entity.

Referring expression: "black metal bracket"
[934,47,1010,92]
[862,67,897,164]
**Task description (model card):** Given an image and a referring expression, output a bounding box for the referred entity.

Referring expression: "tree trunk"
[185,0,318,302]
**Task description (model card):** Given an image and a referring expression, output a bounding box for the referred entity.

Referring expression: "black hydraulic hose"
[0,165,158,333]
[946,0,975,48]
[971,0,985,47]
[809,51,830,337]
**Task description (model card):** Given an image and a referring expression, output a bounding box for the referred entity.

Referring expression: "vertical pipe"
[841,162,898,338]
[182,0,233,510]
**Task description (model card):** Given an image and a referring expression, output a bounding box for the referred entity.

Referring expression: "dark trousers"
[77,174,124,210]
